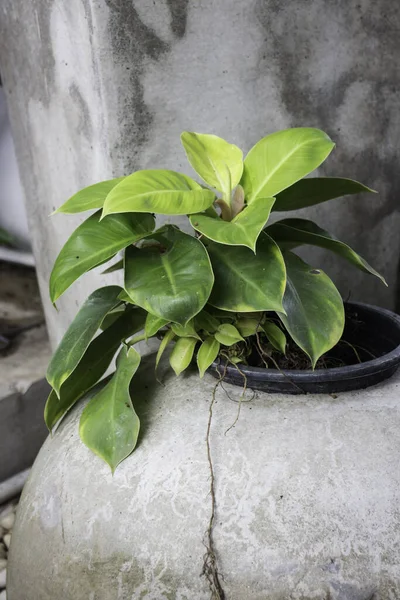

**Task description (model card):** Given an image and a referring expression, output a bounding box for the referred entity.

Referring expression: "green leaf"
[197,337,220,377]
[169,337,197,376]
[102,259,124,274]
[214,324,244,346]
[236,317,260,337]
[279,252,345,367]
[124,226,214,325]
[79,346,141,472]
[47,286,122,397]
[49,211,155,302]
[144,313,169,339]
[241,128,335,203]
[171,320,201,340]
[189,197,275,251]
[267,218,386,284]
[54,177,125,214]
[156,329,175,368]
[102,169,215,217]
[181,131,243,200]
[263,320,286,354]
[194,310,220,333]
[45,307,146,430]
[207,233,286,313]
[273,177,376,212]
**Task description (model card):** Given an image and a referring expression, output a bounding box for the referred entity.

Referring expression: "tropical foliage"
[46,127,384,469]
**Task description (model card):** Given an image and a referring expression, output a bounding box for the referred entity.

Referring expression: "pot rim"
[211,301,400,383]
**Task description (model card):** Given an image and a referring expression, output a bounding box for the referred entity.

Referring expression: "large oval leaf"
[181,131,243,200]
[241,128,334,203]
[47,286,122,397]
[54,177,125,214]
[267,218,386,284]
[79,346,141,472]
[273,177,376,212]
[124,226,214,324]
[279,251,345,367]
[102,169,215,217]
[189,197,275,251]
[45,307,146,430]
[50,211,155,302]
[207,233,286,312]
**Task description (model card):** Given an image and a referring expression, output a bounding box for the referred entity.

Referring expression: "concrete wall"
[1,0,399,347]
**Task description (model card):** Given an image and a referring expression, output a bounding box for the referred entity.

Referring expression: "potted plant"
[8,128,400,600]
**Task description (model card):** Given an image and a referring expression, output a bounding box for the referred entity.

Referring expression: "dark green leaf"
[273,177,376,212]
[241,128,335,203]
[263,320,286,354]
[189,197,275,251]
[169,337,197,375]
[194,310,220,333]
[124,226,214,325]
[45,307,146,430]
[197,337,220,377]
[54,177,125,214]
[79,346,141,472]
[50,211,155,302]
[102,169,215,217]
[47,286,122,396]
[207,233,286,313]
[279,252,345,367]
[267,218,386,284]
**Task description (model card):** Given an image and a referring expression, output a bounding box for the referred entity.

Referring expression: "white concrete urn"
[7,355,400,600]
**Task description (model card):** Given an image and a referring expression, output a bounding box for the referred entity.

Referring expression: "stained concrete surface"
[7,355,400,599]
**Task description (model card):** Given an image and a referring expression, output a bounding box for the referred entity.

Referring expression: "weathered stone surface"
[7,355,400,599]
[1,0,399,346]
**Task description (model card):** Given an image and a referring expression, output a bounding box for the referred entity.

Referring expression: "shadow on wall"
[0,81,30,250]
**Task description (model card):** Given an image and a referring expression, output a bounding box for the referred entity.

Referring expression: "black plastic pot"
[209,301,400,394]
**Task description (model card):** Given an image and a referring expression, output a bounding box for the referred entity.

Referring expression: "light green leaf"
[197,337,220,377]
[273,177,376,212]
[263,320,286,354]
[156,329,175,369]
[236,317,260,337]
[267,218,386,284]
[214,324,244,346]
[102,169,215,217]
[54,177,125,214]
[241,128,335,203]
[189,197,275,251]
[145,313,169,339]
[194,310,220,333]
[124,226,214,325]
[181,131,243,200]
[79,346,141,472]
[207,233,286,313]
[45,307,146,430]
[171,320,201,340]
[279,252,345,367]
[50,211,155,302]
[169,337,197,376]
[47,286,122,397]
